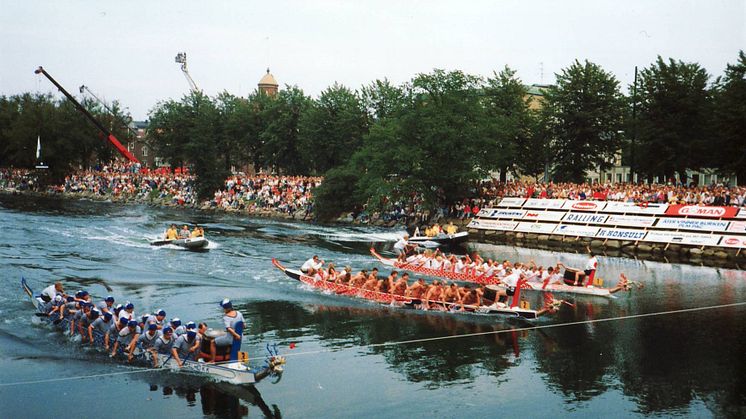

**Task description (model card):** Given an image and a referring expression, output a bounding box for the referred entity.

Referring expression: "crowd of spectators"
[207,174,320,217]
[0,168,38,191]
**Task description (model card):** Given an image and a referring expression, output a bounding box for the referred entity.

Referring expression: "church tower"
[258,68,279,96]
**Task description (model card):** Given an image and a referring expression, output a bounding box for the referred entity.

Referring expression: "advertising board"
[553,224,600,237]
[514,222,557,234]
[642,231,721,246]
[468,219,518,231]
[605,214,657,227]
[476,209,526,219]
[496,197,526,207]
[604,202,668,215]
[736,208,746,219]
[664,205,740,219]
[522,211,565,222]
[561,200,607,211]
[719,235,746,248]
[563,213,608,224]
[596,228,647,241]
[654,218,730,232]
[523,198,566,210]
[727,221,746,233]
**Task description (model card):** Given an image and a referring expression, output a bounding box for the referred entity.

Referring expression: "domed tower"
[258,68,279,96]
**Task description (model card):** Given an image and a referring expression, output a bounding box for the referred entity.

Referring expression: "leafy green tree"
[260,86,311,174]
[483,66,532,181]
[359,79,407,122]
[711,51,746,182]
[633,56,712,183]
[298,83,369,174]
[543,60,625,182]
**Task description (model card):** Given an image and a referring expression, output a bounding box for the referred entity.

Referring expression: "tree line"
[1,52,744,219]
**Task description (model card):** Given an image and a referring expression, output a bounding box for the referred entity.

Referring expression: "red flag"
[289,343,296,349]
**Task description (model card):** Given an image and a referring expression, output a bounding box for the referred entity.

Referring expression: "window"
[142,146,148,157]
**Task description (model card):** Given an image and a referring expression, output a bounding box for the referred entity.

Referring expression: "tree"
[711,51,746,182]
[260,86,311,174]
[298,83,369,174]
[483,66,533,181]
[543,60,626,182]
[633,56,712,183]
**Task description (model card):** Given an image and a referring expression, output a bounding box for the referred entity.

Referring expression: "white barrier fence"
[471,199,746,249]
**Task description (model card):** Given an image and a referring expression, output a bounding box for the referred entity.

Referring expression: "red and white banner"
[467,219,517,231]
[719,235,746,248]
[523,198,565,210]
[664,205,740,219]
[553,224,600,237]
[561,200,607,211]
[604,201,668,215]
[496,197,526,207]
[605,214,657,228]
[643,231,721,246]
[514,222,557,234]
[522,211,565,222]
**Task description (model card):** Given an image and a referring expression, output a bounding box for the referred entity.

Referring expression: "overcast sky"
[1,0,743,119]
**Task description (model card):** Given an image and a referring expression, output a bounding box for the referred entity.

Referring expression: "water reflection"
[137,372,282,418]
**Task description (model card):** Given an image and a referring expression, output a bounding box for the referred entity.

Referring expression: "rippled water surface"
[1,195,745,418]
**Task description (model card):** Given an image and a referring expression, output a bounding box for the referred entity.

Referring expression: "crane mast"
[34,66,139,163]
[175,52,200,93]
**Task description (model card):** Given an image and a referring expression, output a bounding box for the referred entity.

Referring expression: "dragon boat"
[271,259,564,319]
[21,278,284,385]
[370,248,624,298]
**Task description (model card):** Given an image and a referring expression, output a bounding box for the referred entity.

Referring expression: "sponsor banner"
[561,200,607,211]
[664,204,739,219]
[477,209,526,219]
[736,208,746,219]
[727,221,746,233]
[514,222,557,234]
[523,198,566,210]
[563,213,609,224]
[596,228,647,241]
[553,224,600,237]
[522,211,565,222]
[655,218,729,232]
[604,201,668,215]
[643,231,721,246]
[468,219,518,231]
[605,214,657,228]
[496,197,526,207]
[719,235,746,248]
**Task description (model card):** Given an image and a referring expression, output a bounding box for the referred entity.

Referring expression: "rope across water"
[2,301,744,386]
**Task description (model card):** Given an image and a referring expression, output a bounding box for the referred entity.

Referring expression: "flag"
[36,135,41,159]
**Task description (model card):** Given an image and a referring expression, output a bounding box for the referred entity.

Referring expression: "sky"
[1,0,744,120]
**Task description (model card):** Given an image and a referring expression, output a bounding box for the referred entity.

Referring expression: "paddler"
[170,318,186,336]
[138,323,161,351]
[209,299,245,363]
[97,296,115,314]
[171,328,200,367]
[146,309,167,329]
[150,326,175,367]
[165,224,178,240]
[111,319,141,361]
[119,302,136,321]
[105,317,129,351]
[88,311,113,346]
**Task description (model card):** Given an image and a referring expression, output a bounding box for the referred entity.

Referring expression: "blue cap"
[162,327,173,334]
[148,323,158,331]
[141,314,149,323]
[186,321,196,330]
[127,320,138,328]
[75,291,84,298]
[103,312,113,320]
[105,296,115,303]
[66,296,75,302]
[171,318,181,327]
[80,290,89,297]
[187,330,197,338]
[90,309,100,318]
[220,298,232,309]
[156,309,166,317]
[125,302,134,310]
[119,317,129,325]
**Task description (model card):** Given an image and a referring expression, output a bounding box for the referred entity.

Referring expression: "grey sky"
[1,0,744,120]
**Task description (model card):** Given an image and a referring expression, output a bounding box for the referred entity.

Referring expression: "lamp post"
[631,66,638,183]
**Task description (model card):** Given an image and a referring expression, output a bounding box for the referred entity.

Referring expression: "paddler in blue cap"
[146,309,167,329]
[97,296,115,314]
[106,317,129,351]
[111,320,141,361]
[138,323,160,351]
[150,327,175,367]
[208,298,245,363]
[89,311,113,346]
[171,328,200,367]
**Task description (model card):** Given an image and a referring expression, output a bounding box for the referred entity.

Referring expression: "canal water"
[0,195,744,418]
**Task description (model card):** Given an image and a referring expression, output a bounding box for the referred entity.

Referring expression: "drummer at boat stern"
[210,299,245,362]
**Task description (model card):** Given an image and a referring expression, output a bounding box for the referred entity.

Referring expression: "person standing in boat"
[394,234,417,262]
[40,282,64,304]
[209,299,245,363]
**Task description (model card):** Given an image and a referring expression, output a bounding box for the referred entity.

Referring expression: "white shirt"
[394,237,408,251]
[41,285,59,300]
[301,258,323,272]
[503,272,521,288]
[585,256,598,271]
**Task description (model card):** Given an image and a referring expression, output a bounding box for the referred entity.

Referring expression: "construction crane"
[175,52,200,93]
[79,84,138,140]
[34,66,139,163]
